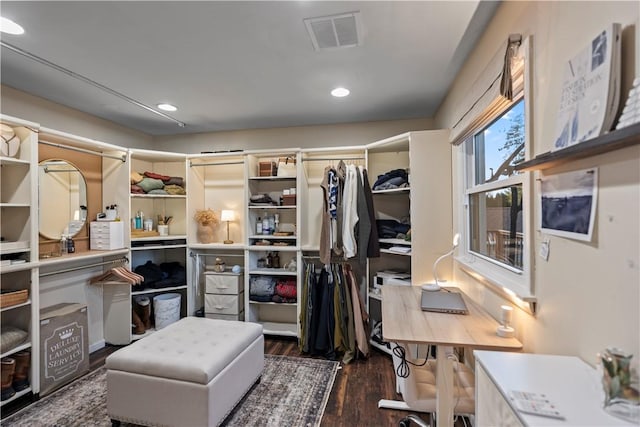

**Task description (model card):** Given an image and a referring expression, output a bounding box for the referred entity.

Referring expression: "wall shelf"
[515,122,640,172]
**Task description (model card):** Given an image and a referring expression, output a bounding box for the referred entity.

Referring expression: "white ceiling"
[0,1,499,136]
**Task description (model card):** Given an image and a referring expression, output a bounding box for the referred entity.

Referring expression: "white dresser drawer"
[205,273,243,294]
[90,221,124,250]
[205,293,244,315]
[205,312,244,321]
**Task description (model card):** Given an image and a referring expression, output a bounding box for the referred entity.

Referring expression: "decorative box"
[282,194,296,206]
[259,161,277,177]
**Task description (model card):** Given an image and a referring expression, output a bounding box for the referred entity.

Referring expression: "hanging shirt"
[342,164,359,258]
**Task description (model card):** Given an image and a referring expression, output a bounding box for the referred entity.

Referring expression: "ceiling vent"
[304,11,362,51]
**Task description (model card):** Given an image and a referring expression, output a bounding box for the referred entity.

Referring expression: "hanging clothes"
[300,259,366,363]
[319,167,338,265]
[342,164,359,259]
[363,168,381,258]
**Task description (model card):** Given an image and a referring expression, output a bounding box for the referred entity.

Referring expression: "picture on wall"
[539,168,598,241]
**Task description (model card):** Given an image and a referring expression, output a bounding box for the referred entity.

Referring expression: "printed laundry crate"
[39,303,89,396]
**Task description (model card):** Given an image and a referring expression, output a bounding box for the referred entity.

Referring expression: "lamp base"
[496,325,515,338]
[223,239,234,244]
[421,283,441,292]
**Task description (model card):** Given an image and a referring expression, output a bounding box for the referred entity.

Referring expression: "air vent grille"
[304,12,362,51]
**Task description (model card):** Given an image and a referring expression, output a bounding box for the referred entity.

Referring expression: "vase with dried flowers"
[194,208,219,243]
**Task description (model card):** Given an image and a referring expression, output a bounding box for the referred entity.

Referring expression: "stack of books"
[615,77,640,130]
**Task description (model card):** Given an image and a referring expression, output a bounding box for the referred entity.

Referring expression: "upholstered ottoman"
[105,317,264,427]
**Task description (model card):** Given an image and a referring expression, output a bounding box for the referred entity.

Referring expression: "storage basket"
[153,293,181,330]
[0,289,28,308]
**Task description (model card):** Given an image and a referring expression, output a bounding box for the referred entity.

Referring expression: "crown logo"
[59,328,73,340]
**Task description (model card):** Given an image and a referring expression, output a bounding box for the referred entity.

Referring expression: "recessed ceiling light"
[157,103,177,112]
[0,16,25,35]
[331,87,350,98]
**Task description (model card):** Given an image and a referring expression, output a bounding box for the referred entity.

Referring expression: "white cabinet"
[366,131,452,354]
[474,350,634,427]
[244,151,300,337]
[127,150,190,342]
[90,221,125,250]
[0,115,40,403]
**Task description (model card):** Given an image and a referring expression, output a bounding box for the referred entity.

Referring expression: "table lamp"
[221,210,235,244]
[496,305,515,337]
[422,233,460,292]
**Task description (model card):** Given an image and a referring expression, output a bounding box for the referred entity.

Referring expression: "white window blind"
[450,34,526,145]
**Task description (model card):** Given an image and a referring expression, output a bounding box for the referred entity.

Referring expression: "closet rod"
[301,156,365,162]
[43,167,81,173]
[40,256,128,277]
[189,160,244,167]
[40,140,126,162]
[190,252,245,258]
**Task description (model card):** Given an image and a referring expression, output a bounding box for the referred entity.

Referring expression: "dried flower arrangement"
[194,208,219,226]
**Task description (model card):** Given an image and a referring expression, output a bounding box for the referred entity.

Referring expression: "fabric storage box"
[40,303,89,396]
[258,161,277,177]
[205,293,244,316]
[205,272,243,295]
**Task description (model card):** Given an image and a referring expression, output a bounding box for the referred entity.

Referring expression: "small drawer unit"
[90,221,125,250]
[204,272,244,321]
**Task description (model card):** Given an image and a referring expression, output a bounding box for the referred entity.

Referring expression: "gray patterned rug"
[3,355,339,427]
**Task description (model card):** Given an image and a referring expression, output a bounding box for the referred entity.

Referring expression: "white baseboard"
[90,339,106,353]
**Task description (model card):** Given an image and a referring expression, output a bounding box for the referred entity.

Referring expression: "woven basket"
[0,289,29,309]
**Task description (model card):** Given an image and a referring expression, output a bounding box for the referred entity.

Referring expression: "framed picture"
[539,168,598,241]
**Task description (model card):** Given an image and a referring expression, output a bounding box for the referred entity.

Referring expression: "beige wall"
[1,85,152,149]
[435,1,640,364]
[152,117,434,152]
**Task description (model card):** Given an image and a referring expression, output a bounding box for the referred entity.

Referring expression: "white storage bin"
[153,293,181,330]
[205,273,243,295]
[205,293,244,315]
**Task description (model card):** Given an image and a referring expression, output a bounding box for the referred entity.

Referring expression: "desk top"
[381,285,522,350]
[474,350,633,426]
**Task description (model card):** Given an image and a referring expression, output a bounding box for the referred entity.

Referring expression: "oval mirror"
[38,159,88,240]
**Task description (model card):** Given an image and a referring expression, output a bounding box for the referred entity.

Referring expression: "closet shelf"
[372,187,410,194]
[0,203,31,208]
[249,235,296,240]
[131,285,188,296]
[0,299,31,312]
[189,243,246,250]
[248,268,297,276]
[247,245,298,251]
[378,238,411,246]
[380,248,412,256]
[259,321,298,336]
[130,244,187,251]
[515,122,640,171]
[248,205,296,210]
[0,386,32,407]
[0,262,38,273]
[130,194,187,199]
[249,301,297,307]
[248,176,296,181]
[0,156,30,165]
[1,342,31,359]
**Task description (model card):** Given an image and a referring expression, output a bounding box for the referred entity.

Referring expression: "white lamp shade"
[220,210,235,222]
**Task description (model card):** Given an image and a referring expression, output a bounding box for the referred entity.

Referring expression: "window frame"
[455,36,535,301]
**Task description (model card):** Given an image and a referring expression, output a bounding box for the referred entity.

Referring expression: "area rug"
[2,355,339,427]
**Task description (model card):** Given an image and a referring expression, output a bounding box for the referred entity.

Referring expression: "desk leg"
[436,345,454,427]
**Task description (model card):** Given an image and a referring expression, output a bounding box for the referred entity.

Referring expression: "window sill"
[455,256,537,315]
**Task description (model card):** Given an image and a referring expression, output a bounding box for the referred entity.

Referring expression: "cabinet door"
[476,363,523,427]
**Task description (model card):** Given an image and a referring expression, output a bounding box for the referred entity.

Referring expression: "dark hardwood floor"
[2,336,450,426]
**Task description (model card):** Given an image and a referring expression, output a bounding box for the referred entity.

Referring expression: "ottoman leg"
[111,419,121,427]
[255,375,262,385]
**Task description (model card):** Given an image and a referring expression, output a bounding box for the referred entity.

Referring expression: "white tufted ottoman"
[105,317,264,427]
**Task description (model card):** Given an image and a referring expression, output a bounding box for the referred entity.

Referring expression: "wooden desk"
[381,286,522,427]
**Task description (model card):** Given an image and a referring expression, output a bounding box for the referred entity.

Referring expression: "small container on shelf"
[258,161,277,177]
[282,194,296,206]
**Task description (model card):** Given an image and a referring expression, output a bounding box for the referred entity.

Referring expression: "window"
[459,96,532,298]
[468,99,525,271]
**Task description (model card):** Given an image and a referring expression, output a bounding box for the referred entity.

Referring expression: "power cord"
[393,344,431,378]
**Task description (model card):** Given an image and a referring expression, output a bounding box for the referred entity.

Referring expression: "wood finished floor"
[2,336,463,426]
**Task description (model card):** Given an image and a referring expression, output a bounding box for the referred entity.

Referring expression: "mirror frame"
[38,159,88,240]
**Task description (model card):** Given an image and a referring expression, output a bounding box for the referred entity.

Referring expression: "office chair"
[391,343,475,426]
